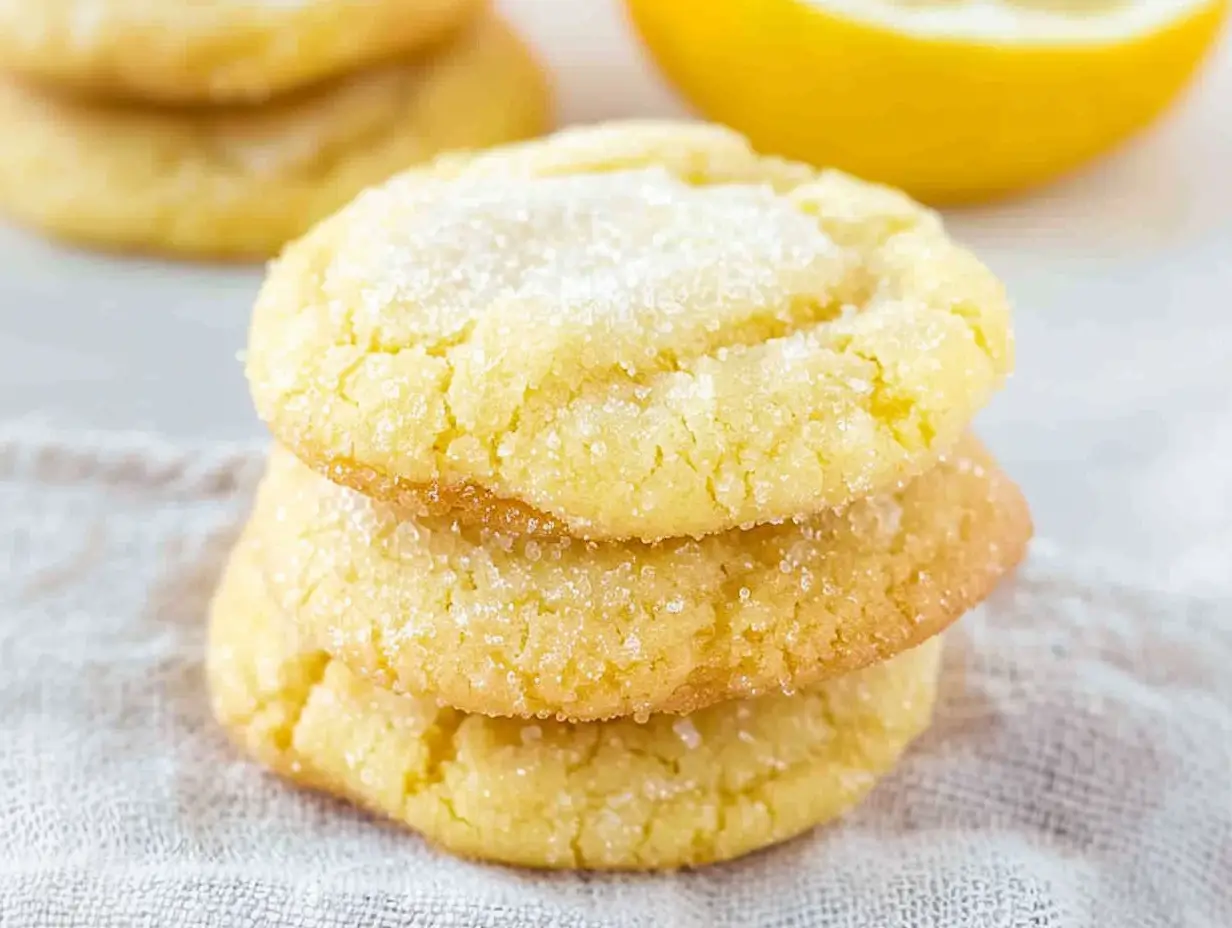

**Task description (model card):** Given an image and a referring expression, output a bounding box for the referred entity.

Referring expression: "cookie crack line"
[248,120,1012,542]
[270,656,332,756]
[404,709,465,797]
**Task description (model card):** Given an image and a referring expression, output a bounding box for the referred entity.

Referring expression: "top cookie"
[248,121,1013,542]
[0,0,481,103]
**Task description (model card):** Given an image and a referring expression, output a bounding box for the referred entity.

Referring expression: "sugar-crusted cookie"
[247,434,1028,721]
[247,121,1013,541]
[0,13,550,258]
[0,0,482,103]
[207,550,942,871]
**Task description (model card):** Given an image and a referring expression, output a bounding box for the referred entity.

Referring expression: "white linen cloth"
[0,428,1227,928]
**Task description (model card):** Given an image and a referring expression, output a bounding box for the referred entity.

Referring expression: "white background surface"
[2,1,1229,593]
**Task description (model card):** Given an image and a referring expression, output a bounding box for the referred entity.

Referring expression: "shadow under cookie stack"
[209,122,1033,871]
[0,0,549,258]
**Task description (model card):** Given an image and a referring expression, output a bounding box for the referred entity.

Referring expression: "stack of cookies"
[208,122,1032,870]
[0,0,550,258]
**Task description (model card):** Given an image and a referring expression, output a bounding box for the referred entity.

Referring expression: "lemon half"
[627,0,1228,203]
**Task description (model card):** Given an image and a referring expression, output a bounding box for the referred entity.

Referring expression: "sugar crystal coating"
[207,551,943,870]
[248,121,1014,541]
[247,434,1031,721]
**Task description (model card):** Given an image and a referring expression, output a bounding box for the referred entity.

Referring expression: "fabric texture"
[0,429,1228,928]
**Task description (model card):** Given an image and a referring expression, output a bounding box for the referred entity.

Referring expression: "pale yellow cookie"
[0,13,550,258]
[247,121,1013,541]
[0,0,482,103]
[247,434,1028,721]
[207,549,943,871]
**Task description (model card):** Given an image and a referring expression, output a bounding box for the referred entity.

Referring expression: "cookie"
[207,549,943,871]
[247,434,1029,721]
[0,13,550,258]
[247,121,1013,541]
[0,0,482,103]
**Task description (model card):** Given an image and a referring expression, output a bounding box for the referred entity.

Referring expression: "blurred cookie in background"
[0,13,552,259]
[0,0,484,104]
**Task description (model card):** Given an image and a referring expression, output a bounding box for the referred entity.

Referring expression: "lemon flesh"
[627,0,1228,203]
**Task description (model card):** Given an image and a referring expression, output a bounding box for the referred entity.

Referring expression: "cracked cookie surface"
[0,13,549,258]
[248,121,1013,541]
[247,434,1028,721]
[0,0,482,103]
[207,549,942,871]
